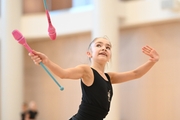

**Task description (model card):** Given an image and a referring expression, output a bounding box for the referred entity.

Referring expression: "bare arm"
[108,45,159,84]
[29,50,89,80]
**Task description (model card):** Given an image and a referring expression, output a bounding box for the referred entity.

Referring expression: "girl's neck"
[91,62,105,73]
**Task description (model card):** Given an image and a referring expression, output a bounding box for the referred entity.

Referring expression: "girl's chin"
[97,58,109,63]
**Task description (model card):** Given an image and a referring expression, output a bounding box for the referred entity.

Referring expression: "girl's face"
[87,38,112,64]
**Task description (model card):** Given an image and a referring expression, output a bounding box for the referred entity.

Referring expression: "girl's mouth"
[99,52,107,56]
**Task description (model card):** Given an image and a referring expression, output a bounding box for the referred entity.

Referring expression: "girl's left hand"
[142,45,159,63]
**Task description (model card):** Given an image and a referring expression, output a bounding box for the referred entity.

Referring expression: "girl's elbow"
[136,75,143,79]
[57,72,67,79]
[57,70,70,79]
[58,74,68,79]
[133,71,143,79]
[134,75,141,79]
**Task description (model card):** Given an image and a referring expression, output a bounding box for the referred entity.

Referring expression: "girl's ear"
[86,51,92,58]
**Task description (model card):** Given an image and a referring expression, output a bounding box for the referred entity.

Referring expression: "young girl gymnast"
[29,36,159,120]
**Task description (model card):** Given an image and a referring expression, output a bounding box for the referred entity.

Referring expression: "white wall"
[119,21,180,120]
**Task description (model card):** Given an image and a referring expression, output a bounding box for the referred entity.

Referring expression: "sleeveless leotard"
[70,68,113,120]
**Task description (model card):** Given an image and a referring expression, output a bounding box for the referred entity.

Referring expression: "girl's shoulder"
[76,64,92,74]
[76,64,91,70]
[106,72,115,81]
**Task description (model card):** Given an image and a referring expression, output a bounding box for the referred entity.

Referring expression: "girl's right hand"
[28,50,49,65]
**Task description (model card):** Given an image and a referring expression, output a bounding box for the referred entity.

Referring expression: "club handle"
[43,0,48,10]
[40,62,64,91]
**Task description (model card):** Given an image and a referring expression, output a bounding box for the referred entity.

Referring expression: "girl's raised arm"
[108,45,159,84]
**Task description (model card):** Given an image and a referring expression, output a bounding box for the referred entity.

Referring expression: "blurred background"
[1,0,180,120]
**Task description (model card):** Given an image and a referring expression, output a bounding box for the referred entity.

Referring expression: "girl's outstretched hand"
[142,45,159,63]
[28,50,49,65]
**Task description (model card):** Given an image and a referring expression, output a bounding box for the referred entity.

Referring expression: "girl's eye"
[96,44,101,47]
[106,47,111,50]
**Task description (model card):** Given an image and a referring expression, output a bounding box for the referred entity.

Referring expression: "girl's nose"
[102,46,106,51]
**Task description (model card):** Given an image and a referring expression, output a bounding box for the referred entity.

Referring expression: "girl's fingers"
[28,50,48,65]
[34,58,42,65]
[142,50,151,57]
[29,54,42,64]
[30,50,42,56]
[142,50,149,54]
[145,45,152,50]
[28,52,34,56]
[31,50,38,54]
[142,46,152,51]
[28,50,45,65]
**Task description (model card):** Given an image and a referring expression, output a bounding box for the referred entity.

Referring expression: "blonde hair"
[88,36,111,50]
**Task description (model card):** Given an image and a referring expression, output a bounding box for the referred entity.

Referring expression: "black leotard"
[70,68,113,120]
